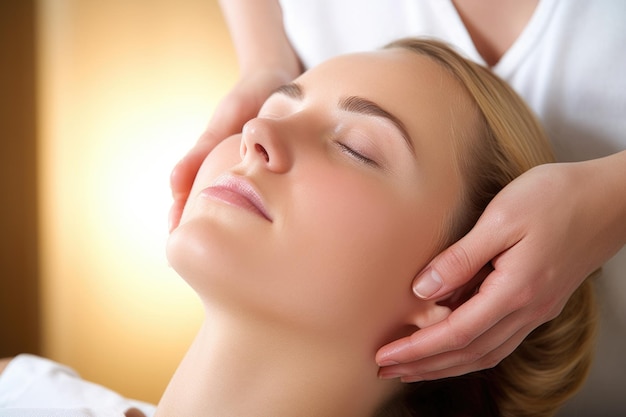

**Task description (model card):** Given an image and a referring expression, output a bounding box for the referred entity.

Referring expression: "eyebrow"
[338,96,415,156]
[270,82,416,156]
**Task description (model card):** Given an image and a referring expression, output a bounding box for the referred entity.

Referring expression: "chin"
[166,216,231,290]
[166,214,273,307]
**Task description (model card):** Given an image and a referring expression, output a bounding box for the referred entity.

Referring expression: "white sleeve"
[0,354,155,417]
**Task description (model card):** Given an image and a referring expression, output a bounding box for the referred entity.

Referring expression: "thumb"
[412,219,507,300]
[170,131,222,204]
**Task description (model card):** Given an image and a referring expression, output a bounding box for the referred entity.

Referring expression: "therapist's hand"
[169,70,293,232]
[376,153,626,382]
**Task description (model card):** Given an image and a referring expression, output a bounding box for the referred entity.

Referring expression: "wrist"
[239,42,303,83]
[577,151,626,248]
[604,150,626,244]
[239,65,300,87]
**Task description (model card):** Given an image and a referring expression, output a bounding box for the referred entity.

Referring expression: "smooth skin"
[162,49,472,417]
[169,0,626,381]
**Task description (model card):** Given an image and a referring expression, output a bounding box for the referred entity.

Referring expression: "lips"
[199,174,272,222]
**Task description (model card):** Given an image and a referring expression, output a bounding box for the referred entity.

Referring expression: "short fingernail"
[413,267,443,298]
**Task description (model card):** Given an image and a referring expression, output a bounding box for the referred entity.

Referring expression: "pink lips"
[200,174,272,222]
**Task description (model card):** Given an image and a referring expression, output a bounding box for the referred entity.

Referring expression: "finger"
[170,132,222,200]
[379,310,533,379]
[412,210,521,300]
[168,139,217,232]
[168,118,234,233]
[378,270,517,365]
[168,199,186,233]
[397,325,530,382]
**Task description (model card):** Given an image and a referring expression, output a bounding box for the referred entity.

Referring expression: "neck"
[154,307,398,417]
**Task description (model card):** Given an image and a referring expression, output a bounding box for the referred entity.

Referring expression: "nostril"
[255,143,269,162]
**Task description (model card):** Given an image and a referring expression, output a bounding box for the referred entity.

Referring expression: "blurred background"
[1,0,236,403]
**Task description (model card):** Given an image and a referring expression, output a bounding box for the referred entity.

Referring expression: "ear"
[436,264,492,311]
[406,299,452,329]
[404,264,493,329]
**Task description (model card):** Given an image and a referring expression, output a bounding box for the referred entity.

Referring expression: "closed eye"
[336,142,379,167]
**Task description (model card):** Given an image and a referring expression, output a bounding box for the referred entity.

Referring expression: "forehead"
[307,49,447,89]
[300,49,451,103]
[297,48,468,148]
[299,49,473,178]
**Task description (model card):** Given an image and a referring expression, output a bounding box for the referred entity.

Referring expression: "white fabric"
[0,355,156,417]
[279,0,626,160]
[277,1,626,415]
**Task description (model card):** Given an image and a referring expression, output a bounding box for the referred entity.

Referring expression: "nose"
[240,117,292,173]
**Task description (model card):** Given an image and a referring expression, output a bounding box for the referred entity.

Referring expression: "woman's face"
[167,49,474,347]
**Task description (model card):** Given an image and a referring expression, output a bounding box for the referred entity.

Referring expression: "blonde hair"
[376,38,597,417]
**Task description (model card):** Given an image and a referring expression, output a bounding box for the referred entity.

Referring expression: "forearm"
[218,0,302,79]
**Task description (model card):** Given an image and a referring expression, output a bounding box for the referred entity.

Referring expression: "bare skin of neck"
[452,0,539,66]
[154,309,399,417]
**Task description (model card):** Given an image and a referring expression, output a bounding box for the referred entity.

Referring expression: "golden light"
[37,0,237,402]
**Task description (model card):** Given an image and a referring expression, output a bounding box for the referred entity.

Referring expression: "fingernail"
[377,359,400,367]
[413,267,443,298]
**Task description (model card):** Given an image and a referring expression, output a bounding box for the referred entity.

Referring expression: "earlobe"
[401,266,489,330]
[377,301,452,347]
[435,264,492,311]
[407,300,452,329]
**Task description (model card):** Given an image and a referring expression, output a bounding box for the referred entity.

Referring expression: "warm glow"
[37,0,237,402]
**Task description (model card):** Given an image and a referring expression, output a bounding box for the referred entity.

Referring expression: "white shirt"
[0,355,156,417]
[279,0,626,162]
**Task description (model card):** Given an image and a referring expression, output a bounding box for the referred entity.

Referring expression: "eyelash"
[336,142,379,167]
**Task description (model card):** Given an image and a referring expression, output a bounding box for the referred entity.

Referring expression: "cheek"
[281,170,442,328]
[294,169,439,263]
